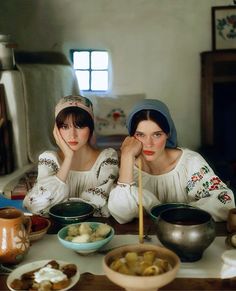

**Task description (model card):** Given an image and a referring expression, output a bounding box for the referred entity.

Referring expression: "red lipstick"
[68,141,78,146]
[143,150,155,156]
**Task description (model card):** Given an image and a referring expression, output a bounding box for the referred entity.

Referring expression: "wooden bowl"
[29,215,51,242]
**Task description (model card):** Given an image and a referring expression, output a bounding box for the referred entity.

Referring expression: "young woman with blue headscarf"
[108,99,235,224]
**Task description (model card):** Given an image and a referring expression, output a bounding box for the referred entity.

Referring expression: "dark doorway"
[214,82,236,161]
[200,51,236,191]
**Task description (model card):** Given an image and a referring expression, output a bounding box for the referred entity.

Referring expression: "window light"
[70,49,109,92]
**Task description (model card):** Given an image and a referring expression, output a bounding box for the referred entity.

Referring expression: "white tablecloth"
[18,235,231,279]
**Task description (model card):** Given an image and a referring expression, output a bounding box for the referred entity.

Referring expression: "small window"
[70,49,109,92]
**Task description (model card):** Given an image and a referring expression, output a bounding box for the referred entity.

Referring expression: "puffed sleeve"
[80,148,119,217]
[186,153,235,221]
[23,151,69,215]
[108,181,159,224]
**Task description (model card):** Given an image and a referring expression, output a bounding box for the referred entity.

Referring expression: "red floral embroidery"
[218,192,232,204]
[192,175,200,182]
[209,177,222,190]
[210,177,221,184]
[112,111,121,121]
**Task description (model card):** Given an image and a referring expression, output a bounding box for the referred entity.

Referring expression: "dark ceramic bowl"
[149,203,194,221]
[48,201,95,225]
[155,207,216,262]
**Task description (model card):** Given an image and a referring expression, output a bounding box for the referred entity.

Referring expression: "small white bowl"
[57,222,114,255]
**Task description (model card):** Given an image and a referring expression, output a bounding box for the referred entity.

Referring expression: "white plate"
[7,260,80,291]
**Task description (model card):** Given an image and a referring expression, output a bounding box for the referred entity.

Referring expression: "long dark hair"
[129,110,170,136]
[56,107,94,138]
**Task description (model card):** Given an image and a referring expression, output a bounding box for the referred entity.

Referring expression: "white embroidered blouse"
[108,148,235,223]
[23,148,119,216]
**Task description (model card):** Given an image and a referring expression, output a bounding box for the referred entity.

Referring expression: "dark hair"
[56,107,94,137]
[130,110,170,136]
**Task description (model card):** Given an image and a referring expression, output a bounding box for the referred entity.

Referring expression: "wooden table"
[1,215,236,290]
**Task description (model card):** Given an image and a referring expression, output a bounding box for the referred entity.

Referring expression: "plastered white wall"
[0,0,233,150]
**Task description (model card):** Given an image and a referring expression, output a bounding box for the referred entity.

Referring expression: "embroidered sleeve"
[108,166,159,224]
[185,160,235,221]
[80,149,119,217]
[186,166,228,200]
[38,157,59,174]
[117,181,136,187]
[108,181,159,224]
[23,151,69,215]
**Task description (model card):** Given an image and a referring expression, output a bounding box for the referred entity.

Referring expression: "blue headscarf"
[126,99,177,148]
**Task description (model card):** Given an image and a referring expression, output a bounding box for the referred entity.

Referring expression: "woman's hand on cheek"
[53,124,74,159]
[120,136,142,158]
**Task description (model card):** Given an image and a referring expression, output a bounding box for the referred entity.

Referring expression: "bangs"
[56,107,94,134]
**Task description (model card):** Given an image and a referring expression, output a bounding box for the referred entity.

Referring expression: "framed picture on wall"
[212,6,236,50]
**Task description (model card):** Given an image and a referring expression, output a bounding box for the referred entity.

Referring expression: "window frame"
[70,49,109,92]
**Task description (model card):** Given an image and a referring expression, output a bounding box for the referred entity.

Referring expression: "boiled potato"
[67,225,80,236]
[110,259,124,271]
[142,265,161,276]
[94,224,111,237]
[143,251,156,264]
[71,234,90,243]
[109,250,172,277]
[79,223,92,235]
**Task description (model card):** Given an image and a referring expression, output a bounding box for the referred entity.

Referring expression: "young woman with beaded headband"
[108,99,235,224]
[23,95,119,216]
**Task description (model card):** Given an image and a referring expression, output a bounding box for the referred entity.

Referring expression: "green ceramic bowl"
[57,222,115,254]
[49,201,95,225]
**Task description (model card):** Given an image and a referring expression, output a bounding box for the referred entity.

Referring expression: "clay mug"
[227,208,236,233]
[0,207,31,264]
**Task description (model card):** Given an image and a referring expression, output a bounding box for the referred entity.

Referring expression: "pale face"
[59,115,90,151]
[134,120,168,161]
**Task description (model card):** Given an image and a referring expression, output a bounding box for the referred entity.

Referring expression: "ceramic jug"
[0,207,31,264]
